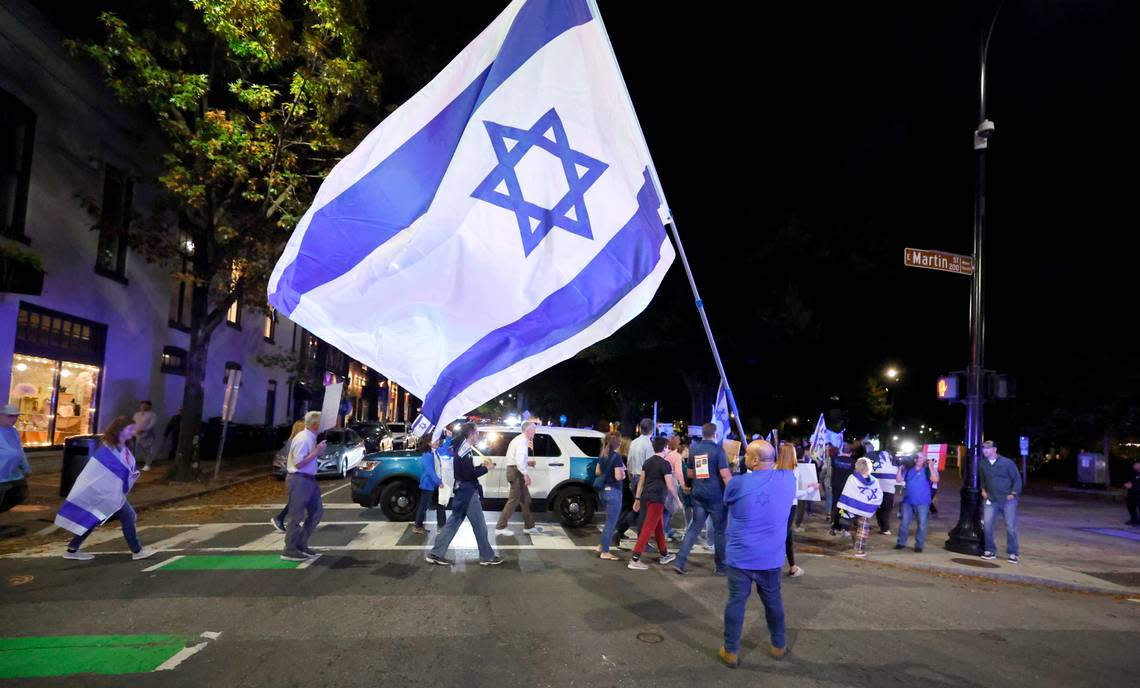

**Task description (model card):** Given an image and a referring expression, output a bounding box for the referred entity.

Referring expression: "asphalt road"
[2,477,1138,687]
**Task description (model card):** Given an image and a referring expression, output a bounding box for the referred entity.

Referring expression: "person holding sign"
[673,423,733,576]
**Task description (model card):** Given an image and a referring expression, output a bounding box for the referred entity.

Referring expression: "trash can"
[60,434,99,498]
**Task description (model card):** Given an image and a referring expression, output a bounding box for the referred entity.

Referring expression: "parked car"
[379,422,409,451]
[351,425,605,526]
[348,421,390,454]
[272,427,367,479]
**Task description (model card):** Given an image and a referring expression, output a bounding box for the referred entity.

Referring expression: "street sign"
[904,248,974,275]
[1019,436,1029,456]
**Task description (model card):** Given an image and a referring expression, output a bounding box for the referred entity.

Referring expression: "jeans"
[285,474,323,554]
[598,487,623,553]
[68,501,141,553]
[723,566,785,653]
[415,488,447,529]
[983,497,1019,556]
[431,483,495,561]
[897,502,930,549]
[676,497,727,571]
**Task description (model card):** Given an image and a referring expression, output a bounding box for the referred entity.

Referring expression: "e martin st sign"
[904,248,974,276]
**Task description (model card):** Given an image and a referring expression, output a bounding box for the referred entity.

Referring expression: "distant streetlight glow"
[885,367,899,380]
[899,440,917,454]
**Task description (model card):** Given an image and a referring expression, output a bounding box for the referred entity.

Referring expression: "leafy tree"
[68,0,379,479]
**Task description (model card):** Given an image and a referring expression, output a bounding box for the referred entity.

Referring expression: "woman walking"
[838,457,884,557]
[56,416,155,561]
[595,432,626,560]
[776,443,819,577]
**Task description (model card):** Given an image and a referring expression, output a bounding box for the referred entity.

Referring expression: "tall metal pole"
[947,2,1003,555]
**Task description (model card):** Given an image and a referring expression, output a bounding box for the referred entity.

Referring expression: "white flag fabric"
[711,380,730,443]
[268,0,674,430]
[56,445,138,536]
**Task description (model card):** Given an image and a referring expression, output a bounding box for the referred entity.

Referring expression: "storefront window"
[8,354,99,447]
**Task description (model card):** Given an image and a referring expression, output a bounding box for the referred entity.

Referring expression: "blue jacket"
[418,451,442,490]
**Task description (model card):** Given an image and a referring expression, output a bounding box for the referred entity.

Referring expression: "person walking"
[624,418,656,533]
[719,440,796,668]
[627,436,677,570]
[495,421,540,536]
[894,450,937,552]
[838,457,883,557]
[595,432,626,560]
[663,435,687,540]
[0,404,32,513]
[870,448,898,535]
[979,440,1023,562]
[1125,460,1140,526]
[775,442,817,577]
[829,441,858,536]
[55,416,155,561]
[426,423,503,567]
[413,437,447,534]
[281,412,328,561]
[673,423,733,576]
[133,401,158,471]
[270,420,307,533]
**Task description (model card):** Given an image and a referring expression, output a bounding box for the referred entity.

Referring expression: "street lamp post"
[947,1,1004,555]
[884,366,900,452]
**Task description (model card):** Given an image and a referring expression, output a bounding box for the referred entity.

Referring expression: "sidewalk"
[0,452,273,554]
[795,473,1140,596]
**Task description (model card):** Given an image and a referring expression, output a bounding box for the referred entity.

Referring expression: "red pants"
[633,501,668,557]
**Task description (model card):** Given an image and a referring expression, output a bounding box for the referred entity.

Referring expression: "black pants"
[876,492,895,533]
[1127,492,1139,523]
[794,501,809,527]
[785,505,796,567]
[830,472,851,531]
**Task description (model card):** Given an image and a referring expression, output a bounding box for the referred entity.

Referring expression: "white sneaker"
[522,526,544,534]
[627,559,649,570]
[495,528,515,536]
[141,465,151,471]
[63,550,94,561]
[131,547,158,561]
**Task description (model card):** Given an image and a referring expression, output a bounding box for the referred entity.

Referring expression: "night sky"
[39,1,1139,446]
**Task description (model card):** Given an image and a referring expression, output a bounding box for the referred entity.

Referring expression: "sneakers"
[281,551,308,562]
[881,530,892,536]
[270,516,285,533]
[494,528,515,537]
[627,558,649,570]
[479,556,505,566]
[915,547,923,553]
[853,551,867,558]
[981,551,997,560]
[141,464,151,471]
[788,565,804,577]
[718,647,739,668]
[673,565,687,575]
[769,645,787,659]
[62,550,94,561]
[893,543,906,550]
[425,553,453,566]
[131,547,158,561]
[411,526,428,535]
[659,553,676,565]
[829,529,839,537]
[300,547,321,560]
[1008,554,1019,563]
[714,568,728,577]
[522,526,544,534]
[793,527,804,533]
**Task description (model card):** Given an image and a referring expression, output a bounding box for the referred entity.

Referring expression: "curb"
[134,471,271,511]
[849,555,1134,597]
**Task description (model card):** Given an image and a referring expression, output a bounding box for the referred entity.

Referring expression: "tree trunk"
[168,262,214,483]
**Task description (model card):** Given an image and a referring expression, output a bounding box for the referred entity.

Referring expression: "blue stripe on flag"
[273,0,593,315]
[838,495,879,515]
[422,168,664,423]
[58,500,102,531]
[91,446,131,491]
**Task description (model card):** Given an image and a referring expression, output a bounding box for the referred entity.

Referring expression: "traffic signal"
[987,373,1016,399]
[936,374,963,401]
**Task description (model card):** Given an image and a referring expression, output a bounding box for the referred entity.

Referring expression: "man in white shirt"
[133,401,158,470]
[495,421,541,536]
[282,411,328,561]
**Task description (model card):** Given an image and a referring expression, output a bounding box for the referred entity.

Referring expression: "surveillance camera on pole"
[974,119,995,150]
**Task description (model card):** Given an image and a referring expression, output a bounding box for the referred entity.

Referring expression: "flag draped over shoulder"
[267,0,674,431]
[55,445,137,536]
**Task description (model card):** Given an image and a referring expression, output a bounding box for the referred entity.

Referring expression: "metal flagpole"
[587,0,748,443]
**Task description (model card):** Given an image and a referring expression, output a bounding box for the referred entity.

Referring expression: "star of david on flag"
[267,0,675,434]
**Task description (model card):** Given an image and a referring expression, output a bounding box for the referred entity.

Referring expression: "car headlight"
[358,460,379,472]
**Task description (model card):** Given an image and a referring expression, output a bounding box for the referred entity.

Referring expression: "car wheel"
[379,480,419,521]
[556,487,595,528]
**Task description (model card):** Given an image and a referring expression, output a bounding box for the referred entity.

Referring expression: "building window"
[161,346,187,375]
[265,380,277,426]
[168,226,194,331]
[1,89,36,242]
[94,164,133,282]
[263,309,277,342]
[225,264,242,328]
[15,302,105,363]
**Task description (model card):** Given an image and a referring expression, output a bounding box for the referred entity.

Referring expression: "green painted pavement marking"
[157,554,303,570]
[0,634,189,678]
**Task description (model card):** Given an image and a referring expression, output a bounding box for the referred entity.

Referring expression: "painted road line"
[154,641,208,671]
[237,530,287,552]
[147,523,246,551]
[321,482,352,498]
[341,522,406,550]
[0,634,190,679]
[151,554,303,571]
[141,555,185,572]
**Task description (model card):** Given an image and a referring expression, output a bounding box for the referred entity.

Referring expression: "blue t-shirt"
[902,466,933,506]
[688,440,728,503]
[724,469,796,571]
[601,451,625,488]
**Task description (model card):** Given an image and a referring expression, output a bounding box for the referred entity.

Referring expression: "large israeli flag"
[268,0,674,430]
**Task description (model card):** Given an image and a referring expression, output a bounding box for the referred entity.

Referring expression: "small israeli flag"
[268,0,674,431]
[711,380,730,443]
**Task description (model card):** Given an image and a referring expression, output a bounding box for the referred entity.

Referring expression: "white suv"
[471,425,605,528]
